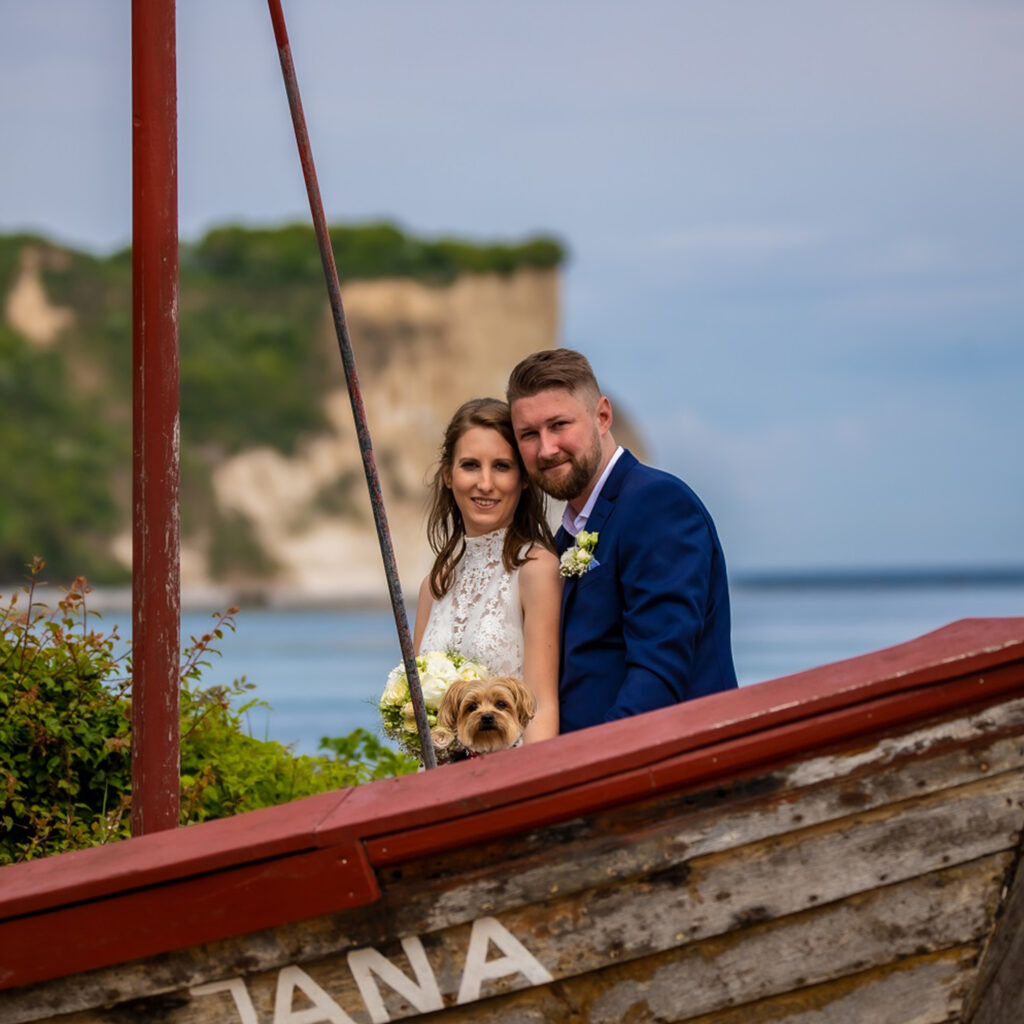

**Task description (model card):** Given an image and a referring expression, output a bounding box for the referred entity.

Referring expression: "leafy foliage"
[0,565,131,860]
[0,561,417,865]
[190,221,565,286]
[0,325,126,583]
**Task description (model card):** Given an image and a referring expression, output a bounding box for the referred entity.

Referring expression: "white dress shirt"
[561,446,625,537]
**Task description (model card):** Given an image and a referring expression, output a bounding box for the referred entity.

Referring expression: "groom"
[507,348,737,733]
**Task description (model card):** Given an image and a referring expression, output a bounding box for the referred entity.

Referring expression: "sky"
[2,0,1023,573]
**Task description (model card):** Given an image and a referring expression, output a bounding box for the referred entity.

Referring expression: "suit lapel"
[555,525,572,555]
[558,525,573,623]
[580,448,636,537]
[557,449,638,628]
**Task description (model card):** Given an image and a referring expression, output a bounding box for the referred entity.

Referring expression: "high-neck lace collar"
[462,527,507,561]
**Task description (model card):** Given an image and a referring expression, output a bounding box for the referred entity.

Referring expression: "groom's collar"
[561,446,626,537]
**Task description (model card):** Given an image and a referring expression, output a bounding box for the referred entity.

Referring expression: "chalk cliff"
[203,268,563,603]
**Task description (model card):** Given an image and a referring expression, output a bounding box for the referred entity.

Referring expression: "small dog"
[433,676,536,759]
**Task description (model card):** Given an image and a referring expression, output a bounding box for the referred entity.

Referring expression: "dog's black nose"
[479,713,496,729]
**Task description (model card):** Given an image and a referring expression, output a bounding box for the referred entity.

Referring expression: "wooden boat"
[2,617,1024,1024]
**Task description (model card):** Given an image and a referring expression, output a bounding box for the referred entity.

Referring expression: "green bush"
[0,561,417,865]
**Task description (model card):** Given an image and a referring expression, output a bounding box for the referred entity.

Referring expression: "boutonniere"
[560,530,599,578]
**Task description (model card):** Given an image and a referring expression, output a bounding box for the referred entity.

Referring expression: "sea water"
[102,581,1024,755]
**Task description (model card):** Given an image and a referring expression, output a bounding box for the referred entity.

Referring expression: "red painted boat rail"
[1,617,1023,992]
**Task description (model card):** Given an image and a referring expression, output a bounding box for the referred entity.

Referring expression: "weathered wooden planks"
[964,853,1024,1024]
[378,866,1001,1024]
[673,948,979,1024]
[21,855,1007,1024]
[380,700,1024,937]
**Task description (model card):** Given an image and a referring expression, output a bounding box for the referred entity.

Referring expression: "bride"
[413,397,562,742]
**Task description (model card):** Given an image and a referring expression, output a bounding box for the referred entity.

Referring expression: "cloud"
[645,225,821,259]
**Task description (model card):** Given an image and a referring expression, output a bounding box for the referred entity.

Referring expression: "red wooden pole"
[130,0,181,834]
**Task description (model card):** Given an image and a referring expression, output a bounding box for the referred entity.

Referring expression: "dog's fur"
[435,676,536,755]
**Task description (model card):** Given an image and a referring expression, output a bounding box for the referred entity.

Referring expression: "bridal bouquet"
[379,650,489,758]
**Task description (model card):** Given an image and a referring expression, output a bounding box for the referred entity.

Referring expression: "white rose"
[424,650,458,681]
[381,665,409,705]
[415,652,455,709]
[576,549,593,565]
[420,673,451,710]
[458,661,488,681]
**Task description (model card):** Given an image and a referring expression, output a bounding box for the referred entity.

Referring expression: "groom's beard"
[531,432,602,501]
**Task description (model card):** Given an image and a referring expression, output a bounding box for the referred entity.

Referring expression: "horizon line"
[732,565,1024,590]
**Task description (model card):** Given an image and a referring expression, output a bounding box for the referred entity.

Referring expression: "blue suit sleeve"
[603,478,713,721]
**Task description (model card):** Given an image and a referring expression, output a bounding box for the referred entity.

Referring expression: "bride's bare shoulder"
[521,544,560,577]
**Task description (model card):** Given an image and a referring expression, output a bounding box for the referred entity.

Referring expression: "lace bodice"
[419,528,524,677]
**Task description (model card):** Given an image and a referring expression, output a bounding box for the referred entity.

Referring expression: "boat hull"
[2,618,1024,1023]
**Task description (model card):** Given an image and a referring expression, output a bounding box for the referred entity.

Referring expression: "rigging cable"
[267,0,436,769]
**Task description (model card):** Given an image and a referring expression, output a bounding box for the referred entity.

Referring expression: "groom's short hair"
[507,348,601,405]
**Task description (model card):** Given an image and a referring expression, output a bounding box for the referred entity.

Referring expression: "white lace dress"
[419,528,525,677]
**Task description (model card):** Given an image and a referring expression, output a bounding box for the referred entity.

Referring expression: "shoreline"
[5,566,1023,616]
[0,582,398,615]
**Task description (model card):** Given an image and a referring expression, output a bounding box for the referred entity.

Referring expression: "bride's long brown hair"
[427,397,553,599]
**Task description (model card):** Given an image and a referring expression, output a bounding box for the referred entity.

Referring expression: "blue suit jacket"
[556,450,737,733]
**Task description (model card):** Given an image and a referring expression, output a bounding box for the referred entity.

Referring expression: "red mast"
[130,0,181,834]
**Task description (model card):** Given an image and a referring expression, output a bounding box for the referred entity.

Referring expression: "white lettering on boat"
[190,977,259,1024]
[457,915,554,1004]
[348,936,443,1021]
[189,915,552,1022]
[274,965,357,1023]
